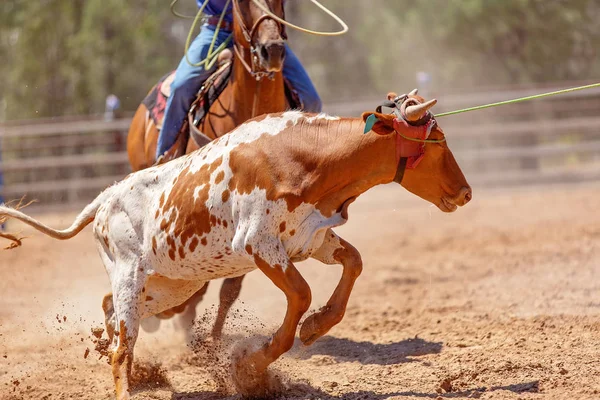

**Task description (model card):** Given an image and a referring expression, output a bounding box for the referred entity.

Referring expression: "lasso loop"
[174,0,347,68]
[251,0,348,36]
[170,0,196,19]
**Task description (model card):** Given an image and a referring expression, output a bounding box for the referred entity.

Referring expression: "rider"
[156,0,322,159]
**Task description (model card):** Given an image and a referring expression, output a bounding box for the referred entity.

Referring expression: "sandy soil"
[1,182,599,400]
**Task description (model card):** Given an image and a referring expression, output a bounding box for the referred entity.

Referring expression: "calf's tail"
[0,187,113,248]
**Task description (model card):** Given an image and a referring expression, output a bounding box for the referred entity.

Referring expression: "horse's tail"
[0,187,113,248]
[127,104,153,172]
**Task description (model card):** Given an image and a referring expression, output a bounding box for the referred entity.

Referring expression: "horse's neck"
[201,52,286,140]
[230,55,286,121]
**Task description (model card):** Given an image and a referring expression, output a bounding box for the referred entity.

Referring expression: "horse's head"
[233,0,286,73]
[363,91,472,213]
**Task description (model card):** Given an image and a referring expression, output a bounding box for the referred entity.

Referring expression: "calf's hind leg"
[109,268,146,400]
[300,229,362,345]
[102,293,116,343]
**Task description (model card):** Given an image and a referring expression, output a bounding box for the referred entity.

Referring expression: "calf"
[0,92,471,399]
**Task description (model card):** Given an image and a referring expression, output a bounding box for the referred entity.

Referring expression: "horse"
[126,0,289,339]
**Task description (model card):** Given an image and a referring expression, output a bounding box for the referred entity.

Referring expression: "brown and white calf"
[0,93,471,399]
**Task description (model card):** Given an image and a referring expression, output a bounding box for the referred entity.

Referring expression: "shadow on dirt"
[171,380,539,399]
[288,335,443,365]
[191,333,443,367]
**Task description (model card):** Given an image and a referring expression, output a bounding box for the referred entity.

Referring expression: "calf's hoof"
[230,342,282,398]
[299,313,325,346]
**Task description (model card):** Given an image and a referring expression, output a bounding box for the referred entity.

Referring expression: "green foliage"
[0,0,185,120]
[349,0,600,93]
[2,0,600,120]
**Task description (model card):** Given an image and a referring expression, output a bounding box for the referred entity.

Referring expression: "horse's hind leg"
[175,275,244,341]
[175,282,210,338]
[211,275,245,339]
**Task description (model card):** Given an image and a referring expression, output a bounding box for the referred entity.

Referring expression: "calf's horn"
[409,88,418,95]
[403,98,437,122]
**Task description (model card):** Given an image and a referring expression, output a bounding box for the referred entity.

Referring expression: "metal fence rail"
[1,83,599,211]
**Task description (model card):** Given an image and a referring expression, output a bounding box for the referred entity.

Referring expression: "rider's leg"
[156,24,233,159]
[282,45,322,113]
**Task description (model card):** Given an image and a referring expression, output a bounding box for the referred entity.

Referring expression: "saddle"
[142,54,301,164]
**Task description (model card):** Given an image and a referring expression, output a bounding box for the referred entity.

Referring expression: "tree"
[2,0,600,120]
[0,0,187,121]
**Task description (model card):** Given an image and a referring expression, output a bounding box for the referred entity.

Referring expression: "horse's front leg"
[231,239,311,395]
[211,275,245,339]
[299,229,363,345]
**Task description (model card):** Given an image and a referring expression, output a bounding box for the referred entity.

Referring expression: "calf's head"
[363,92,472,212]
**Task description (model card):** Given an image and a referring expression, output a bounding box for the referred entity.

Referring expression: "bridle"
[231,0,287,82]
[370,93,446,184]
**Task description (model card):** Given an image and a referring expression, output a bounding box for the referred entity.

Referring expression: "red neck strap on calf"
[393,117,436,169]
[371,96,442,183]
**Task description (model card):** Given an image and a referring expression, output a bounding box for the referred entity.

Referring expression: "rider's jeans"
[157,23,322,158]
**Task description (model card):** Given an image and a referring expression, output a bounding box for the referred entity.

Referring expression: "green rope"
[397,131,446,144]
[185,0,233,69]
[173,0,234,69]
[437,82,600,118]
[170,0,196,19]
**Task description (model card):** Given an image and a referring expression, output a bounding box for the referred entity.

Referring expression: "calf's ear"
[362,112,396,135]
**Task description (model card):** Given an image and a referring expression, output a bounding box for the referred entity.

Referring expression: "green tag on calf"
[363,114,378,134]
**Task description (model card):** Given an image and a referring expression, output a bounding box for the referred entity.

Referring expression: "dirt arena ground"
[1,182,599,399]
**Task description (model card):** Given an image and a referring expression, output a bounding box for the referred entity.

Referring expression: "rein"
[229,0,285,119]
[176,0,348,72]
[232,0,286,81]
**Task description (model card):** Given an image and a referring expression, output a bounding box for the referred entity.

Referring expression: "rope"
[183,0,233,69]
[176,0,347,69]
[437,82,600,118]
[170,0,196,19]
[251,0,348,36]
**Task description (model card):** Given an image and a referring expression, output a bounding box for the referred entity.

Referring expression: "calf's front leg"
[231,239,311,396]
[300,229,363,345]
